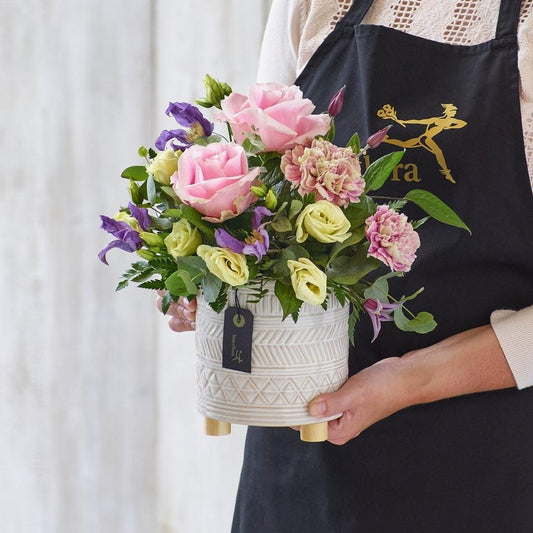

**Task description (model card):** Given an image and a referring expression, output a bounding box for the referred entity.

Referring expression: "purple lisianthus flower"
[215,207,272,261]
[128,202,150,231]
[363,298,401,342]
[98,203,150,265]
[155,102,214,151]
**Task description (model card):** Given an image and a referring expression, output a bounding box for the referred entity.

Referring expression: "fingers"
[156,291,197,332]
[168,316,196,332]
[308,378,362,446]
[308,382,356,419]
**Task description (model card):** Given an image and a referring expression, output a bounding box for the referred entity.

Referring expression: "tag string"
[234,288,242,319]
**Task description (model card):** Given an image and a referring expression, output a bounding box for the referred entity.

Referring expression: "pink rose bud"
[328,85,346,117]
[366,125,392,149]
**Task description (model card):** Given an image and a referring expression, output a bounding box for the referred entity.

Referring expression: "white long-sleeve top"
[257,0,533,389]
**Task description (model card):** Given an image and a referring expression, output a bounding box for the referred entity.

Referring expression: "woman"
[160,1,533,531]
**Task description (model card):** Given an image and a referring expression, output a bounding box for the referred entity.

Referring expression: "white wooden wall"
[1,1,271,531]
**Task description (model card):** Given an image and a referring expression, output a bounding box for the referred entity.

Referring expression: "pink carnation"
[280,138,364,207]
[365,205,420,272]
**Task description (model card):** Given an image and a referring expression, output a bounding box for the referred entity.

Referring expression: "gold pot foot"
[204,417,231,436]
[300,421,328,442]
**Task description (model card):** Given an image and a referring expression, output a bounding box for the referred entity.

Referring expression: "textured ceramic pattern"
[195,287,350,427]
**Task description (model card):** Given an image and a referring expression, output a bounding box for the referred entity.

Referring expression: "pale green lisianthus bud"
[146,148,180,185]
[114,211,140,231]
[287,257,327,305]
[295,200,351,243]
[265,190,278,210]
[164,220,202,258]
[137,249,155,260]
[197,245,249,286]
[140,232,164,248]
[251,183,268,198]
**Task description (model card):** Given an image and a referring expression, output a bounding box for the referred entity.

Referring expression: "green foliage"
[393,307,437,334]
[347,132,361,154]
[121,166,149,181]
[363,151,405,192]
[209,284,229,313]
[274,280,302,321]
[147,175,157,203]
[242,132,265,155]
[404,189,471,233]
[103,75,470,344]
[202,272,223,303]
[330,228,365,261]
[326,246,382,284]
[363,271,403,301]
[179,205,215,240]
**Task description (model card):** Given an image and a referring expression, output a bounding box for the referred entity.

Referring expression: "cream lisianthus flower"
[197,245,249,286]
[146,148,180,185]
[295,200,351,243]
[164,220,202,258]
[287,257,327,305]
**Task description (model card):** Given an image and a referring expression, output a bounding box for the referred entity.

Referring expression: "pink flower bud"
[366,125,392,149]
[328,85,346,117]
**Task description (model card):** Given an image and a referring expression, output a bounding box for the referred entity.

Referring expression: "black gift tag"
[222,307,254,374]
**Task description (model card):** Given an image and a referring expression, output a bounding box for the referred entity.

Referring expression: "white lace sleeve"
[256,0,303,84]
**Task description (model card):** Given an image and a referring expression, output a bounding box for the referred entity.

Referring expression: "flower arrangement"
[99,75,469,342]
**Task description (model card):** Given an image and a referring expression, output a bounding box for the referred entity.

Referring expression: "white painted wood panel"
[154,2,271,532]
[1,0,271,531]
[1,0,157,531]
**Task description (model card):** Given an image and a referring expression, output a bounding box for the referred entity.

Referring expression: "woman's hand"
[156,290,197,332]
[308,325,516,445]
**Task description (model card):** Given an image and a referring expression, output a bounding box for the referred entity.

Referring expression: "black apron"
[232,2,533,531]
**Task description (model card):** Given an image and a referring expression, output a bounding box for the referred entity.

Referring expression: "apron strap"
[341,0,375,26]
[495,0,522,38]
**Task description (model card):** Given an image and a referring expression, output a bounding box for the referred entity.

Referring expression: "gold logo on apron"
[377,104,467,184]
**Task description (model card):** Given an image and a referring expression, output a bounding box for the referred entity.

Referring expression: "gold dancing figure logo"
[377,104,467,183]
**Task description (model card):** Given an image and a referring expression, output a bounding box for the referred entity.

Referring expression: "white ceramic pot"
[195,285,349,436]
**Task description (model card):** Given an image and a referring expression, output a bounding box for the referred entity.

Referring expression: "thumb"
[308,382,355,418]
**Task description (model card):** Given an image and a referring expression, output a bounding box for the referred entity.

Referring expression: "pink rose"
[365,205,420,272]
[171,142,259,223]
[281,138,365,207]
[220,83,331,153]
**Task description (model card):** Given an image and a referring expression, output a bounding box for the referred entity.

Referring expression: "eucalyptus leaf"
[364,150,405,192]
[404,189,471,233]
[326,246,382,285]
[288,200,303,220]
[202,272,222,303]
[363,271,403,300]
[343,199,375,227]
[147,175,157,203]
[165,272,189,296]
[176,256,206,281]
[271,215,292,232]
[330,227,365,260]
[393,307,436,333]
[121,165,149,181]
